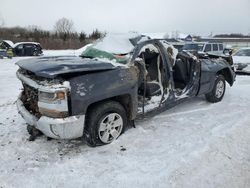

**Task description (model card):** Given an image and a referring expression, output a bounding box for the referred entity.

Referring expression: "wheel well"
[85,94,133,121]
[217,68,234,86]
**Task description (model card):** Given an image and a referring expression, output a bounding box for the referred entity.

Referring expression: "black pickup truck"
[16,34,235,146]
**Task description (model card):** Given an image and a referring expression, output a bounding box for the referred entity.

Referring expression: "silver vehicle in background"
[182,42,224,55]
[232,47,250,71]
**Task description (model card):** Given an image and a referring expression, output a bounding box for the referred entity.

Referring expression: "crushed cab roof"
[91,33,149,55]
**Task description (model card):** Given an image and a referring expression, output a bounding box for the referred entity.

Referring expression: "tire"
[83,101,128,147]
[205,74,226,103]
[33,51,38,56]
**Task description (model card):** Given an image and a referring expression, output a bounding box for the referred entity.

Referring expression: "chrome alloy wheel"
[215,80,225,98]
[98,113,123,144]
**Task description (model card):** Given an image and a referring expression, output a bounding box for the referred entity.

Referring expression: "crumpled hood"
[16,56,117,78]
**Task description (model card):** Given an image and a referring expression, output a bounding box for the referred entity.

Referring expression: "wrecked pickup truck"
[16,34,235,146]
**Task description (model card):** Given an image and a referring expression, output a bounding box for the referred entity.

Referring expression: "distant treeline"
[214,33,250,38]
[0,25,105,49]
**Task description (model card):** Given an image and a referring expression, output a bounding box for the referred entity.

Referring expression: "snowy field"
[0,52,250,188]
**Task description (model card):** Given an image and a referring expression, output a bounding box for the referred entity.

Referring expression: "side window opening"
[172,52,193,92]
[219,44,223,51]
[213,44,218,51]
[245,49,250,56]
[17,44,23,50]
[204,44,211,52]
[24,44,34,56]
[136,44,166,113]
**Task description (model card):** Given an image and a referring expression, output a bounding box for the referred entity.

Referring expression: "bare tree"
[27,25,42,32]
[89,29,104,40]
[171,30,180,39]
[54,17,74,41]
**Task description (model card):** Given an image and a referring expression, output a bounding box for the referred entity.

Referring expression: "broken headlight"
[38,91,66,102]
[38,90,69,118]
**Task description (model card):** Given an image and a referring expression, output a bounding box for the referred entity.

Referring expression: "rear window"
[213,44,218,51]
[204,44,212,52]
[81,46,129,64]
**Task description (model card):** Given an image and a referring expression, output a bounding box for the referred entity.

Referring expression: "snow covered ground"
[0,54,250,188]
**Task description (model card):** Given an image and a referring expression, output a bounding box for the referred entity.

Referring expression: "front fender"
[69,67,139,117]
[198,59,235,95]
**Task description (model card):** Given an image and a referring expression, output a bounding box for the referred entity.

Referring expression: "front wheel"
[84,101,127,147]
[205,75,226,103]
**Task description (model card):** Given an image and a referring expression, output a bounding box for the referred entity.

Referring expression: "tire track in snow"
[0,101,16,108]
[155,106,213,119]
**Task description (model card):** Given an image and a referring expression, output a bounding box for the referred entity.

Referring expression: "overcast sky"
[1,0,250,36]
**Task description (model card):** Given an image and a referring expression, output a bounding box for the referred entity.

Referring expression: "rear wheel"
[205,75,226,103]
[33,51,38,56]
[84,101,127,147]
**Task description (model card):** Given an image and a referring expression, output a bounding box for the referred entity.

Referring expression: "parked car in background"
[0,49,14,59]
[13,42,43,56]
[182,42,224,55]
[232,47,250,71]
[0,49,6,59]
[0,40,14,58]
[1,40,14,49]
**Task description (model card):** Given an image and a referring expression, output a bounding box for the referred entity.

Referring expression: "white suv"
[183,42,224,55]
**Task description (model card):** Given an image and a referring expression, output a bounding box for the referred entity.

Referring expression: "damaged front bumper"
[17,97,85,139]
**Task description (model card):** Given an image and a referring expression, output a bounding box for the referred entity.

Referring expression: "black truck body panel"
[16,39,235,122]
[69,67,139,119]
